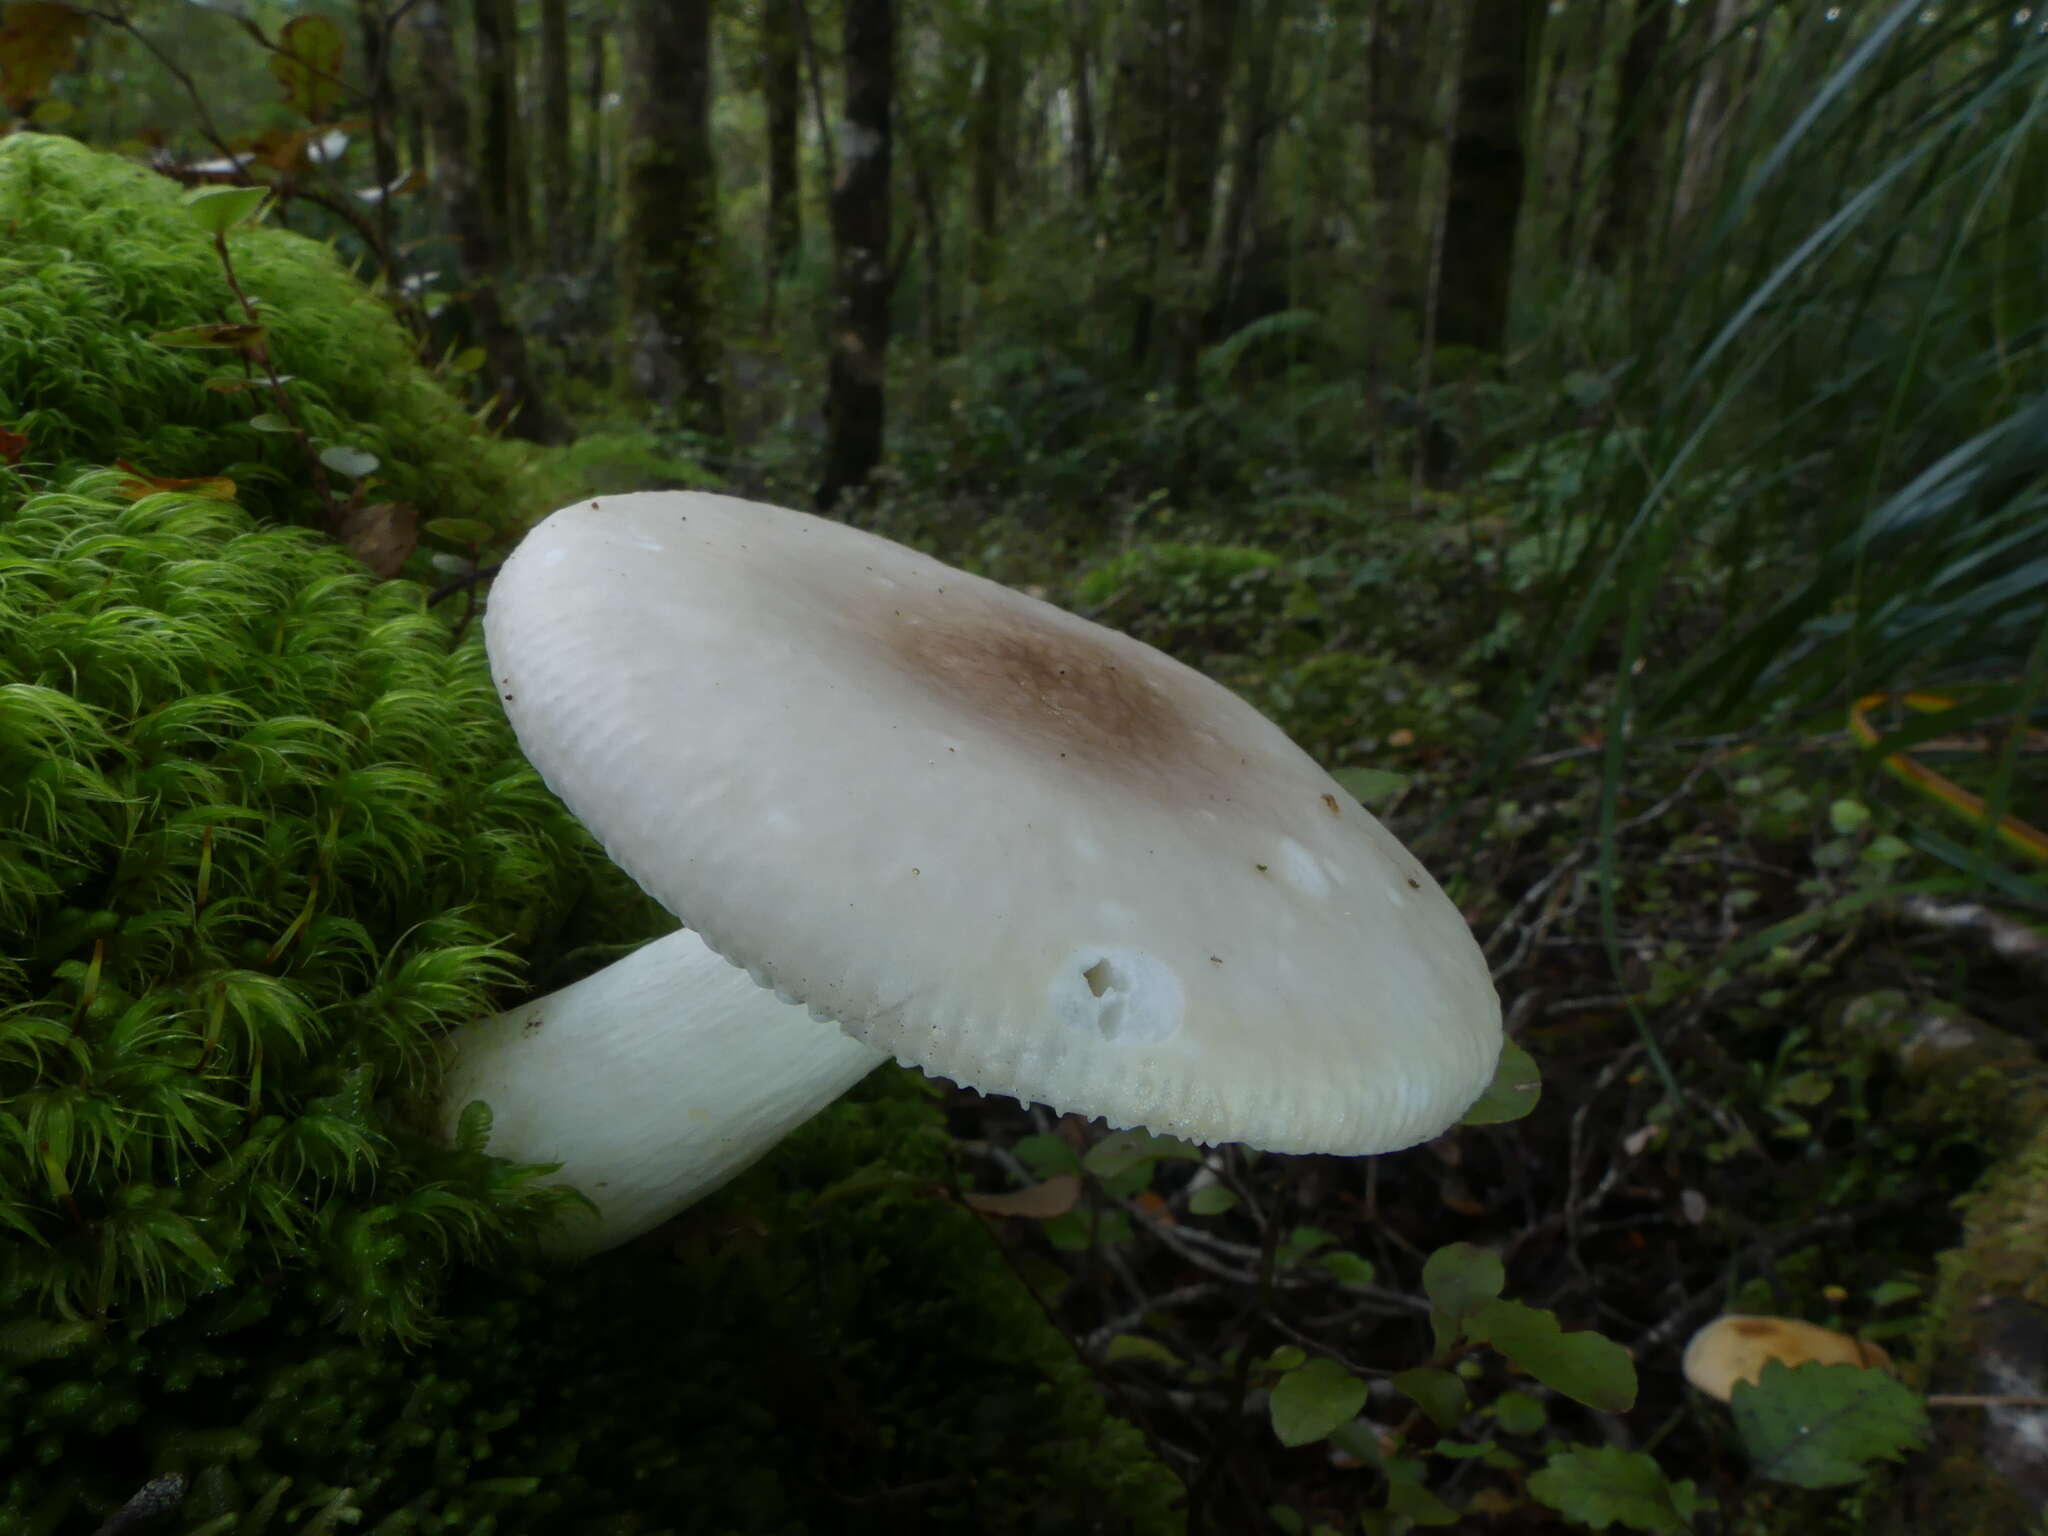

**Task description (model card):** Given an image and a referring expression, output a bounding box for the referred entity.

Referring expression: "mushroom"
[439,491,1502,1254]
[1682,1315,1895,1403]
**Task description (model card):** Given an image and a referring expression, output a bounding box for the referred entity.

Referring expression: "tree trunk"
[1434,0,1541,354]
[619,0,726,437]
[538,0,573,269]
[1208,0,1279,335]
[578,3,609,262]
[1672,0,1741,225]
[1107,0,1172,370]
[472,0,528,270]
[1164,0,1238,395]
[764,0,804,307]
[1591,0,1672,275]
[1067,0,1098,203]
[817,0,894,510]
[355,0,401,272]
[416,0,568,442]
[966,0,1012,288]
[1367,0,1428,343]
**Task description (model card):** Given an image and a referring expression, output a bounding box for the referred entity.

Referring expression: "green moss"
[0,134,565,542]
[0,470,666,1334]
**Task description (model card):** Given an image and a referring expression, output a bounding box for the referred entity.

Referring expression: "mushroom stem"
[437,928,889,1255]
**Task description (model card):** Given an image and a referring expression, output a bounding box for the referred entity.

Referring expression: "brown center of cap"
[881,597,1226,793]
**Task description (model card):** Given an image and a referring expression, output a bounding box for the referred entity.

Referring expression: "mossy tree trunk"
[817,0,894,510]
[1434,0,1542,354]
[1208,0,1280,337]
[763,0,804,319]
[416,0,568,442]
[619,0,727,438]
[1066,0,1098,203]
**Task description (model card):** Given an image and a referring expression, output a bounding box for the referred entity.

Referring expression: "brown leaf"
[962,1174,1082,1220]
[269,13,347,123]
[149,322,267,352]
[0,423,26,465]
[336,500,418,578]
[113,460,237,502]
[0,2,89,114]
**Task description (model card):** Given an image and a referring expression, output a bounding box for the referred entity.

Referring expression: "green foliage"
[1527,1447,1704,1534]
[0,135,563,545]
[1729,1359,1931,1489]
[0,470,666,1334]
[1269,1357,1369,1448]
[0,1076,1184,1534]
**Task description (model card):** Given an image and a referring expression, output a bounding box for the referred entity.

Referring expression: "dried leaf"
[269,13,347,122]
[0,423,26,464]
[0,2,89,113]
[335,501,418,578]
[149,322,267,351]
[962,1174,1081,1220]
[112,461,237,502]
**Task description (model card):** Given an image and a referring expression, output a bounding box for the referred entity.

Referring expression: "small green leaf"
[1105,1334,1181,1368]
[319,445,380,479]
[1730,1359,1929,1489]
[1868,1280,1920,1309]
[1393,1366,1467,1431]
[422,516,494,545]
[150,323,266,350]
[1422,1242,1505,1345]
[1332,766,1408,803]
[248,413,295,434]
[1318,1250,1376,1287]
[1829,798,1871,834]
[1493,1389,1546,1436]
[447,345,488,375]
[1467,1299,1637,1413]
[1383,1478,1461,1526]
[1528,1446,1703,1534]
[182,184,269,234]
[1460,1040,1542,1125]
[1188,1184,1238,1216]
[1270,1357,1368,1448]
[1263,1344,1307,1372]
[1012,1133,1081,1176]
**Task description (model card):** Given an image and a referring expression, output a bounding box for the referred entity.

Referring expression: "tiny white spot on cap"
[1385,885,1407,908]
[1274,837,1330,897]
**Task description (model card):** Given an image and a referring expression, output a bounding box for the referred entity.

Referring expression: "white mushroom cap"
[483,491,1500,1155]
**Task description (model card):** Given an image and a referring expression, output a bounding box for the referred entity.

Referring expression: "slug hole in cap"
[1052,948,1184,1047]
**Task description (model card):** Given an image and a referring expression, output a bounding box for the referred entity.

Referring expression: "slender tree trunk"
[1368,0,1428,341]
[356,0,401,270]
[1673,0,1741,224]
[1068,0,1098,203]
[578,5,609,260]
[764,0,804,309]
[967,0,1012,287]
[817,0,894,510]
[1549,0,1606,267]
[1209,0,1280,334]
[619,0,725,436]
[1108,0,1172,369]
[1592,0,1671,275]
[1435,0,1541,354]
[538,0,573,268]
[1164,0,1238,395]
[417,0,568,441]
[472,0,528,269]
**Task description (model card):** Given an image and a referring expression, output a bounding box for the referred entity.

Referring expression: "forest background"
[1,0,2045,1531]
